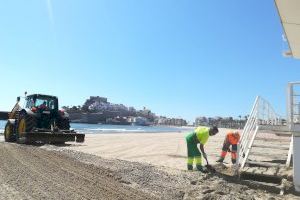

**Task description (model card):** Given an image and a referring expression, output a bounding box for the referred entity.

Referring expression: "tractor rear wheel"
[57,118,70,130]
[17,114,36,144]
[4,123,16,142]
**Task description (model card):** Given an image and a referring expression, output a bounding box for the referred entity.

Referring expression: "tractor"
[4,94,85,144]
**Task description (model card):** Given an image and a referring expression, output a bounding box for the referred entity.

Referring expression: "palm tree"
[238,115,242,129]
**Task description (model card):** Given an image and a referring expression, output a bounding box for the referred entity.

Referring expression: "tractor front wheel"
[4,123,16,142]
[17,114,36,144]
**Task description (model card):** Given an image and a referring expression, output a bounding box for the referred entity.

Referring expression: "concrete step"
[242,166,293,180]
[240,170,282,183]
[259,125,289,132]
[258,125,292,137]
[239,179,282,194]
[252,144,290,150]
[246,161,286,168]
[239,166,294,194]
[249,152,287,159]
[255,137,290,143]
[274,133,292,137]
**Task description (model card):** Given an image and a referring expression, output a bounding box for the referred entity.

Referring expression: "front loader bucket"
[24,131,85,143]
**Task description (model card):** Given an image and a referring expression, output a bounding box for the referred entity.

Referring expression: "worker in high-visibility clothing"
[185,126,219,172]
[216,131,240,164]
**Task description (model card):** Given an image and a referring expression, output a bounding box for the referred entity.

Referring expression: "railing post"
[240,96,259,142]
[241,125,259,169]
[288,82,300,192]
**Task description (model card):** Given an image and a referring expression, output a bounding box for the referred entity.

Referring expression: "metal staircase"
[237,96,293,193]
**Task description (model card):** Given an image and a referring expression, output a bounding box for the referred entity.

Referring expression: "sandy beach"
[0,128,299,199]
[62,128,232,170]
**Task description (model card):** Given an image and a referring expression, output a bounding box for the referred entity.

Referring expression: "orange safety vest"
[226,132,240,145]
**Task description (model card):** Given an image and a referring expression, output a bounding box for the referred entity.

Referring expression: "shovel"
[204,156,216,173]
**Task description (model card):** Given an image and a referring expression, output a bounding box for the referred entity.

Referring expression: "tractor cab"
[23,94,62,130]
[25,94,58,112]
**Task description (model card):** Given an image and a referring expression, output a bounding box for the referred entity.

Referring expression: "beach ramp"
[238,96,293,194]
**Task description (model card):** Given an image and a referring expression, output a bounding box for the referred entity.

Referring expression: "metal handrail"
[238,96,283,170]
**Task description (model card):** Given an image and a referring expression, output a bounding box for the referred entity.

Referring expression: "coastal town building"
[63,96,187,126]
[195,116,246,129]
[155,116,187,126]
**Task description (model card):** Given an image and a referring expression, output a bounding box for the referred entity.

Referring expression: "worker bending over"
[216,130,240,164]
[185,126,219,172]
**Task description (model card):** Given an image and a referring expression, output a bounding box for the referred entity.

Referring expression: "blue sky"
[0,0,299,122]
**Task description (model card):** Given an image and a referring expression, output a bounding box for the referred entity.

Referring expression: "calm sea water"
[0,120,192,134]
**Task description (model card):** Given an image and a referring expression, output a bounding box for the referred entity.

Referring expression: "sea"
[0,120,193,134]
